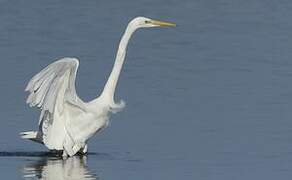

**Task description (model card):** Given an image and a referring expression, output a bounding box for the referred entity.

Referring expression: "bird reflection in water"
[22,156,97,180]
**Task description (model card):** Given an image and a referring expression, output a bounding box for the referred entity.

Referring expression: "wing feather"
[25,57,84,149]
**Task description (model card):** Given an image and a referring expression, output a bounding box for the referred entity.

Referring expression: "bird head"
[130,17,176,29]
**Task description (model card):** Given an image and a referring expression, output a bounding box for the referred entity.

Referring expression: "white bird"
[20,17,176,157]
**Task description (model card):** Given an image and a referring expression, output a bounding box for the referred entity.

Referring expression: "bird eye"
[145,20,150,23]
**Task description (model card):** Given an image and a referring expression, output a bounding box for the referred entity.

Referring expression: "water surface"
[0,0,292,179]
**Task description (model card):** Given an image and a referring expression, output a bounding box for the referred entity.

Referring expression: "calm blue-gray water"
[0,0,292,179]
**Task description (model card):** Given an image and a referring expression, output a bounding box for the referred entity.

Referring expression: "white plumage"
[24,58,111,155]
[20,17,175,157]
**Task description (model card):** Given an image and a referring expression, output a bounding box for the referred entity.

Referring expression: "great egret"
[20,17,176,157]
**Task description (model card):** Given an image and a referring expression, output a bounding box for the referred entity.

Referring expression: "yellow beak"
[150,19,176,27]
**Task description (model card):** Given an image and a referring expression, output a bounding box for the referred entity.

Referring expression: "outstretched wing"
[25,57,85,149]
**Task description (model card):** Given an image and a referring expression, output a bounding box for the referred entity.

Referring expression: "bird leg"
[63,138,75,156]
[70,143,85,156]
[82,144,88,154]
[62,149,68,158]
[78,144,88,155]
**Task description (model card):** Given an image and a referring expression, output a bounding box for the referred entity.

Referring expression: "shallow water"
[1,0,292,179]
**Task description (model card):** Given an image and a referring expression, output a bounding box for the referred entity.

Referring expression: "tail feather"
[20,131,43,144]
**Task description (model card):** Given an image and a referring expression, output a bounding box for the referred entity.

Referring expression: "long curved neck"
[100,22,137,103]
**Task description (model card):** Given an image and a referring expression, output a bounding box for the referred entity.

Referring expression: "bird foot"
[62,150,68,158]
